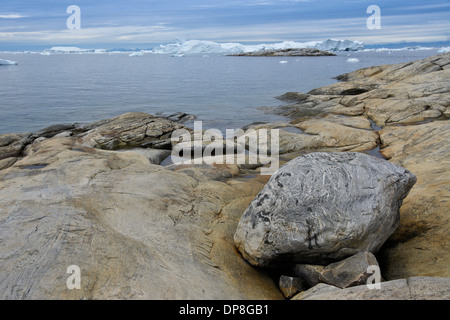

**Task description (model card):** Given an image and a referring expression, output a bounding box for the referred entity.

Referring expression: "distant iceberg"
[0,59,17,65]
[43,47,107,54]
[129,51,144,57]
[346,58,360,63]
[151,39,365,55]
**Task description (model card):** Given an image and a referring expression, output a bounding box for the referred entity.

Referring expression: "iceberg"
[0,59,17,65]
[346,58,360,63]
[43,47,107,54]
[129,51,144,57]
[151,39,365,55]
[314,39,364,52]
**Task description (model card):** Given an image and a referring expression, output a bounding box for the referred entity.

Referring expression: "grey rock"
[292,283,341,300]
[296,277,450,300]
[78,112,186,150]
[234,152,417,267]
[0,157,18,171]
[279,275,308,299]
[319,252,379,288]
[0,133,30,160]
[293,264,325,288]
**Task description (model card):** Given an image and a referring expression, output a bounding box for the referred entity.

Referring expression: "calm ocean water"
[0,49,442,134]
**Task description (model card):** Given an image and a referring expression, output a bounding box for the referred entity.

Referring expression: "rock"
[319,252,379,288]
[0,133,30,160]
[234,152,417,267]
[31,124,78,139]
[0,136,282,299]
[239,116,379,155]
[377,121,450,279]
[78,112,186,150]
[117,148,171,165]
[267,52,450,126]
[163,112,196,123]
[229,48,336,57]
[293,264,325,288]
[166,163,239,182]
[279,276,307,299]
[0,157,17,171]
[295,277,450,300]
[291,283,341,300]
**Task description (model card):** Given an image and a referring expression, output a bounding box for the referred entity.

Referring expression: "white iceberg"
[279,60,288,64]
[0,59,17,65]
[151,39,365,55]
[346,58,360,63]
[129,51,144,57]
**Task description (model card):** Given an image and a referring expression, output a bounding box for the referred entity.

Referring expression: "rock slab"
[234,152,417,267]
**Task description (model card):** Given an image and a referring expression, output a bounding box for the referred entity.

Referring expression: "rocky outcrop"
[0,135,282,299]
[229,48,336,57]
[240,115,379,155]
[78,112,186,150]
[268,53,449,125]
[377,120,450,279]
[260,52,450,280]
[294,277,450,300]
[234,152,416,267]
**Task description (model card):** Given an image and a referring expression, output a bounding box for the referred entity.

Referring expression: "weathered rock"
[0,133,30,160]
[295,277,450,300]
[78,112,186,150]
[279,276,308,299]
[319,252,379,288]
[0,136,282,299]
[293,264,325,288]
[234,152,417,267]
[0,157,17,171]
[377,120,450,279]
[268,52,450,126]
[117,148,171,165]
[239,116,379,155]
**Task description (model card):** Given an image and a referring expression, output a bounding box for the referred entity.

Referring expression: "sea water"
[0,49,443,134]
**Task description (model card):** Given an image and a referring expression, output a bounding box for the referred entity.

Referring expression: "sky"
[0,0,449,50]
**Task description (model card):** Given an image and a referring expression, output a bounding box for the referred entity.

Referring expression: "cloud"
[0,14,27,19]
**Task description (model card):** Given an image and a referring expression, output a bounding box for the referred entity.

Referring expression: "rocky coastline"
[0,52,448,300]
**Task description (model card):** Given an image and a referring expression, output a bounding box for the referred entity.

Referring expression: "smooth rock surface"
[377,121,450,279]
[234,152,417,267]
[0,136,282,299]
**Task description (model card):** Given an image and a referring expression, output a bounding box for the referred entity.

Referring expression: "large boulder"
[234,152,416,267]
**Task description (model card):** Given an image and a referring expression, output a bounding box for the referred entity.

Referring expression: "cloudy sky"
[0,0,449,49]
